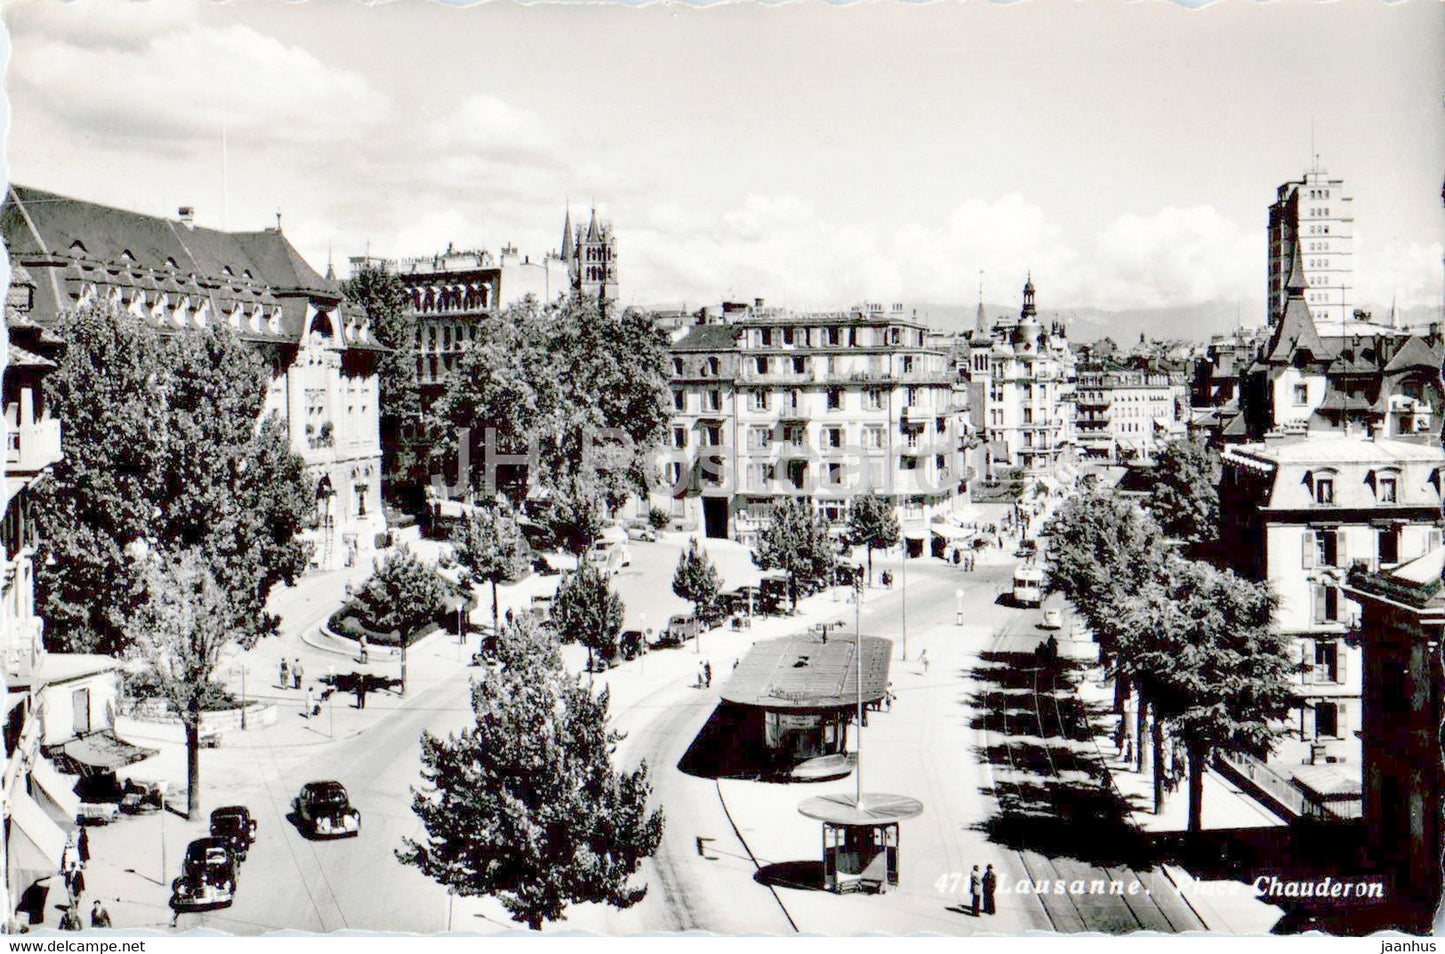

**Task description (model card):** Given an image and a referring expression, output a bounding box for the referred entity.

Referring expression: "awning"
[30,758,81,825]
[6,789,66,889]
[903,529,928,541]
[930,524,973,541]
[47,730,158,775]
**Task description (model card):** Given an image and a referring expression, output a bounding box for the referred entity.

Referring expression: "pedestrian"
[505,607,514,626]
[1123,737,1134,763]
[885,682,894,712]
[61,833,80,878]
[733,658,739,671]
[1045,634,1059,662]
[90,900,110,929]
[697,664,705,689]
[304,686,314,719]
[982,864,997,915]
[704,661,712,687]
[919,649,929,674]
[293,659,304,690]
[76,825,90,866]
[355,683,365,709]
[68,866,85,903]
[59,906,81,931]
[968,865,981,916]
[358,633,368,664]
[279,657,289,689]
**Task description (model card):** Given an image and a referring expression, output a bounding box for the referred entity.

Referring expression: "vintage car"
[293,781,361,838]
[1039,608,1064,630]
[169,837,237,911]
[120,778,168,815]
[209,806,258,860]
[585,541,627,577]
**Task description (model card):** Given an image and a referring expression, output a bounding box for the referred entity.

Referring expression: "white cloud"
[1089,205,1259,310]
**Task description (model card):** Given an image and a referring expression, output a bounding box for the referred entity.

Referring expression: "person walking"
[76,825,90,866]
[60,834,80,880]
[293,659,304,690]
[59,906,81,931]
[89,900,110,929]
[68,866,85,904]
[968,865,982,916]
[279,657,289,689]
[304,686,315,719]
[704,661,712,688]
[919,649,929,674]
[982,865,998,915]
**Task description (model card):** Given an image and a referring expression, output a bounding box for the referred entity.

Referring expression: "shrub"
[647,506,670,530]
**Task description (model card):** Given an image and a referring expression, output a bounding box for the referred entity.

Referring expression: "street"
[82,530,1221,934]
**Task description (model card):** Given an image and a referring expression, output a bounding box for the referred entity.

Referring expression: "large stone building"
[650,301,968,549]
[1219,436,1445,802]
[964,277,1077,479]
[0,185,387,569]
[1268,167,1354,330]
[1075,367,1188,462]
[1342,548,1443,934]
[1228,243,1442,445]
[2,266,123,929]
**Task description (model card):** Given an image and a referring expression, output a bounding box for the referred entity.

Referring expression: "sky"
[3,0,1442,322]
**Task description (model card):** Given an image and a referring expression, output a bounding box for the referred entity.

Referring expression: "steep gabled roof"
[672,323,738,353]
[1262,241,1326,365]
[1382,334,1442,376]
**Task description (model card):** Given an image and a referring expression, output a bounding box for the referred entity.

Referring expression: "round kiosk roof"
[797,792,924,826]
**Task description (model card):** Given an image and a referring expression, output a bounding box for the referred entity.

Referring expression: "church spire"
[1020,271,1036,319]
[975,270,987,334]
[560,206,575,260]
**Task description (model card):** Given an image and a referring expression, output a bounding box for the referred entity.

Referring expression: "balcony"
[902,405,933,423]
[6,419,62,473]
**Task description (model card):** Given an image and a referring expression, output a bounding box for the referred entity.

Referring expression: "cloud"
[1089,205,1259,309]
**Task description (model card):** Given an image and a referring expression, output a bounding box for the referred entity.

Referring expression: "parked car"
[656,613,697,647]
[293,781,361,839]
[530,593,555,621]
[1039,608,1063,630]
[620,629,647,660]
[169,837,237,911]
[586,541,628,576]
[118,778,166,815]
[209,806,258,860]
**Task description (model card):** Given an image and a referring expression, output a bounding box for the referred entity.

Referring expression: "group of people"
[278,657,305,690]
[56,828,110,930]
[696,661,712,688]
[967,864,999,917]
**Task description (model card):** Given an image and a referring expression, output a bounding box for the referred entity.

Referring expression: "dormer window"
[1377,475,1397,503]
[1315,476,1335,505]
[671,358,683,376]
[164,257,179,270]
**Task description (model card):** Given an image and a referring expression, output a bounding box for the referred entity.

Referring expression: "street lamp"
[234,664,249,729]
[955,588,965,627]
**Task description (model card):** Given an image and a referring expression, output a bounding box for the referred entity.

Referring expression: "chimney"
[754,298,765,309]
[177,206,195,227]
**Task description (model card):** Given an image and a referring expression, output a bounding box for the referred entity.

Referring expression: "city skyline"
[2,1,1441,319]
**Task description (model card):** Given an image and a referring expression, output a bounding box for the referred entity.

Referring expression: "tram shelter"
[719,633,892,767]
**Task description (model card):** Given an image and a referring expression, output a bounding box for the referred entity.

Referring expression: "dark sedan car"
[169,837,237,911]
[293,781,360,838]
[209,806,258,859]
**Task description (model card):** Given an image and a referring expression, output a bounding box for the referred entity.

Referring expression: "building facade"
[1075,368,1188,462]
[0,186,386,569]
[1219,436,1445,779]
[965,277,1077,479]
[651,301,968,548]
[1268,168,1354,330]
[1232,242,1442,446]
[2,265,121,930]
[1343,548,1444,933]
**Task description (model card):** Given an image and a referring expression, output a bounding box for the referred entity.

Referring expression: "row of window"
[748,325,927,349]
[674,386,939,413]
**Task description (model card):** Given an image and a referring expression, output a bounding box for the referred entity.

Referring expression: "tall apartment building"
[651,301,967,549]
[0,185,387,570]
[1075,368,1187,462]
[1268,167,1354,330]
[965,277,1077,479]
[1219,436,1445,802]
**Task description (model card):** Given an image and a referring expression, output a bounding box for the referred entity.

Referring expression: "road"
[95,531,1203,934]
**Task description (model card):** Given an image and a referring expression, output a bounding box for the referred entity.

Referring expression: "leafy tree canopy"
[551,561,625,668]
[846,493,899,578]
[752,497,836,610]
[34,304,312,655]
[399,619,663,930]
[353,546,454,638]
[672,540,721,617]
[1145,436,1220,547]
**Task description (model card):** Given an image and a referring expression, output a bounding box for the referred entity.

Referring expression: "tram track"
[981,612,1201,934]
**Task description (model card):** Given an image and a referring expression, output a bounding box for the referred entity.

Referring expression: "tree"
[343,263,422,494]
[845,493,899,582]
[352,546,453,639]
[540,471,607,557]
[399,620,663,930]
[1123,556,1293,833]
[551,561,625,671]
[1145,436,1220,549]
[752,497,836,612]
[453,501,531,636]
[125,547,248,817]
[672,540,721,626]
[34,304,312,656]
